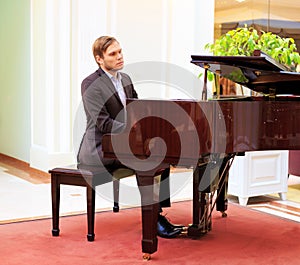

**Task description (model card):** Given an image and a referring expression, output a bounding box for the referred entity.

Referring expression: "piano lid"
[191,51,300,95]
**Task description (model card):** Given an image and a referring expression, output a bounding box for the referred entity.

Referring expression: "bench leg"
[87,185,95,241]
[51,174,60,236]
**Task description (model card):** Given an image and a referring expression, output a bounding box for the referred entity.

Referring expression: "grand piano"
[102,52,300,259]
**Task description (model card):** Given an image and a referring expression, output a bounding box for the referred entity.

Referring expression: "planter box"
[228,151,288,206]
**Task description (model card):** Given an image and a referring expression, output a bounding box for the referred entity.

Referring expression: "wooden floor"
[0,153,50,184]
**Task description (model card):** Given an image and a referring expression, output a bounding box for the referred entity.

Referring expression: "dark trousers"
[103,158,171,212]
[159,167,171,210]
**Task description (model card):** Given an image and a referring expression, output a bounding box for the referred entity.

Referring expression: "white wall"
[0,0,31,162]
[30,0,215,171]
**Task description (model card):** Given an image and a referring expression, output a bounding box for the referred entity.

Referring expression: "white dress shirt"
[105,70,127,107]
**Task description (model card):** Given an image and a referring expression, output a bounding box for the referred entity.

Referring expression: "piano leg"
[136,173,160,260]
[188,164,212,237]
[216,158,230,218]
[216,154,236,217]
[216,174,228,217]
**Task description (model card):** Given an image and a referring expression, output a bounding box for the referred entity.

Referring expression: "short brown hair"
[92,36,118,65]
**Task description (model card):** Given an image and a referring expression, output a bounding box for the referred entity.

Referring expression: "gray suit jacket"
[77,68,138,166]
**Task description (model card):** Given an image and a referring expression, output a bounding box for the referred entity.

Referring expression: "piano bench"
[49,165,134,242]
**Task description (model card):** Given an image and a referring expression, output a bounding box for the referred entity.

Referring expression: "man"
[77,36,183,238]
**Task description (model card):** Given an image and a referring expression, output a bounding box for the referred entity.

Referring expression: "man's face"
[97,41,124,75]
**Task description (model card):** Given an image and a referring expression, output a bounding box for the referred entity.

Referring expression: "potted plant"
[205,25,300,69]
[203,25,300,97]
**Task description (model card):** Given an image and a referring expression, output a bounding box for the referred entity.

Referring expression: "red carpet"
[0,201,299,265]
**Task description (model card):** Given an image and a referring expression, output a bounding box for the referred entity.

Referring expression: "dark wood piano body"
[103,98,300,161]
[102,53,300,258]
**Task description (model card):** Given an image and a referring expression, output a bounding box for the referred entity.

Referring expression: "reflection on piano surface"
[102,52,300,259]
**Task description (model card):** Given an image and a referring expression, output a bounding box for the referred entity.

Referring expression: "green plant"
[205,25,300,71]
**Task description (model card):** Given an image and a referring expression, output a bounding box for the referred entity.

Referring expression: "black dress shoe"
[157,214,182,239]
[158,214,185,230]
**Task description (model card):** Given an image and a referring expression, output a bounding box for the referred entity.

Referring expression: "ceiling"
[215,0,300,24]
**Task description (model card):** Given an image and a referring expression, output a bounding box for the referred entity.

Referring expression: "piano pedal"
[187,224,209,238]
[180,229,188,236]
[181,226,188,232]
